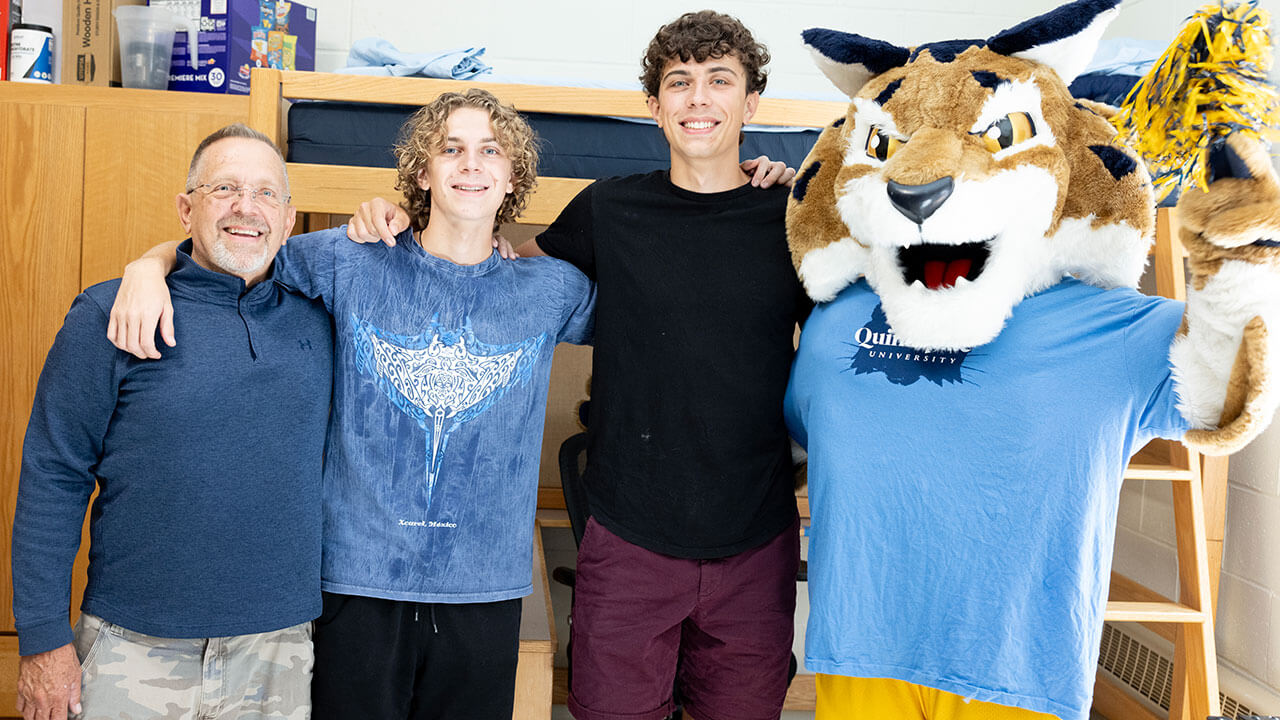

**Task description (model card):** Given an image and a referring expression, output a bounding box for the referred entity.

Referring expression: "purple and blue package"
[164,0,315,93]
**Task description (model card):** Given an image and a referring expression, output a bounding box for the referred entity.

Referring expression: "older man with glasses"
[11,123,332,720]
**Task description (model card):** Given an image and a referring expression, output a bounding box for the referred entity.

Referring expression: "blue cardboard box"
[159,0,315,94]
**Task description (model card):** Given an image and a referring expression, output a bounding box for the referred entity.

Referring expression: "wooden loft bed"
[244,68,1226,719]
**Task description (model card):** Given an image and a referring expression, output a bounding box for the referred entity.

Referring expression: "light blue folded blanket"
[340,38,491,79]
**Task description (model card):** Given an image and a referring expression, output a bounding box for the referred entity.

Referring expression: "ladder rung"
[1123,463,1195,481]
[1104,600,1206,623]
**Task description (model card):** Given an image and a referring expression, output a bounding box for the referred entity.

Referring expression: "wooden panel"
[536,344,592,488]
[0,634,16,718]
[1126,439,1192,480]
[273,70,847,128]
[783,672,817,711]
[80,103,250,288]
[1108,573,1177,643]
[518,524,556,651]
[1103,601,1204,624]
[1200,454,1229,610]
[1154,208,1187,301]
[513,526,555,719]
[247,68,286,147]
[513,648,553,720]
[1123,464,1195,482]
[535,508,571,529]
[0,84,250,115]
[0,101,87,634]
[552,666,568,705]
[1094,671,1163,720]
[287,163,594,227]
[1169,472,1219,720]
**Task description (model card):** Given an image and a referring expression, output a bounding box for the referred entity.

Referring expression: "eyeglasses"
[187,183,290,207]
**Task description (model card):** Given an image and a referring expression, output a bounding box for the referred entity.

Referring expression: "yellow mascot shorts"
[815,675,1057,720]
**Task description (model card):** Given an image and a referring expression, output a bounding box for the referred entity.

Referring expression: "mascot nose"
[887,177,954,225]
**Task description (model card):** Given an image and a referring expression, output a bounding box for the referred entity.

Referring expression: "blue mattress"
[1068,72,1140,107]
[287,101,823,179]
[286,73,1135,180]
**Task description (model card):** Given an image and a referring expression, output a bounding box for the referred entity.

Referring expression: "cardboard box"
[157,0,314,94]
[2,0,19,80]
[1,1,10,80]
[61,0,145,85]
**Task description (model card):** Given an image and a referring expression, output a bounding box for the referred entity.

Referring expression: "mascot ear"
[987,0,1121,85]
[801,28,911,99]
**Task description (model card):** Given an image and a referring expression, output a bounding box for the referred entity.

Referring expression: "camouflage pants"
[72,613,313,720]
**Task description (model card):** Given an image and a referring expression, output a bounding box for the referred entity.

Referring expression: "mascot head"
[787,0,1155,351]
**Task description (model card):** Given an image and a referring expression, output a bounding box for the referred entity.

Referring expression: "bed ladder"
[1096,207,1227,720]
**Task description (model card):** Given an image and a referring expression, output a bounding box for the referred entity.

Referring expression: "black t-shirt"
[538,170,809,558]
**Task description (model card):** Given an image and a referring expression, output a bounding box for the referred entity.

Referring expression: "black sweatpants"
[311,591,522,720]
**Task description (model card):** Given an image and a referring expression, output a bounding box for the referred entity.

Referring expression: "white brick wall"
[307,0,1076,98]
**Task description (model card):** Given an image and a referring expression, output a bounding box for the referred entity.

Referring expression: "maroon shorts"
[567,515,800,720]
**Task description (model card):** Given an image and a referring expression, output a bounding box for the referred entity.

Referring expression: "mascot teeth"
[897,241,991,290]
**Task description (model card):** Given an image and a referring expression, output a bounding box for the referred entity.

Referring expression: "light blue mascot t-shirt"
[276,227,595,604]
[784,278,1188,720]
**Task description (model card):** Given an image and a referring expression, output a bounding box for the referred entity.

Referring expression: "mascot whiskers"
[782,1,1280,718]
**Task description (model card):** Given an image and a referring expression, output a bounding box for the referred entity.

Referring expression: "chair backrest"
[557,432,590,548]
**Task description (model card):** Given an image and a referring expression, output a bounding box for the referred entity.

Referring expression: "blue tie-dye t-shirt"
[276,227,595,603]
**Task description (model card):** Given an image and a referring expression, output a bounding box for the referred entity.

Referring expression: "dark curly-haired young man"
[528,12,807,720]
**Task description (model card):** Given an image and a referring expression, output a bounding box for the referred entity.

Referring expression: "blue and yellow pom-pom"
[1110,1,1279,202]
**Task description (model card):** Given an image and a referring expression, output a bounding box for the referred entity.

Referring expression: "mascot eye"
[865,127,904,162]
[978,112,1036,153]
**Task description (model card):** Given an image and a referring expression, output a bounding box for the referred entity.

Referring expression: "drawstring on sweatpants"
[412,604,439,633]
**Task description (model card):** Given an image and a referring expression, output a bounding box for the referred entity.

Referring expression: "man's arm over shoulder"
[513,237,547,258]
[273,226,350,313]
[531,183,597,278]
[108,241,181,359]
[14,292,120,656]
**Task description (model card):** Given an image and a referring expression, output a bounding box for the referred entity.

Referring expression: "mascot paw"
[1172,134,1280,455]
[1177,134,1280,257]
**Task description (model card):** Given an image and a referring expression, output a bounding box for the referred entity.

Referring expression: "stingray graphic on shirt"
[353,314,545,510]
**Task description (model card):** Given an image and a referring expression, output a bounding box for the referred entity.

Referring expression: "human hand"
[347,198,411,246]
[107,257,174,359]
[742,155,798,188]
[493,233,520,259]
[16,644,81,720]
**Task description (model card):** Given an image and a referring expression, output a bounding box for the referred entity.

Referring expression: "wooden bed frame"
[243,68,1226,720]
[246,69,846,223]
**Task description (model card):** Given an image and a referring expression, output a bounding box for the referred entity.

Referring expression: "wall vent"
[1098,623,1259,717]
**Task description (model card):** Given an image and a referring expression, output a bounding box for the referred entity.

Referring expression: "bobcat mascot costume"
[782,1,1280,718]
